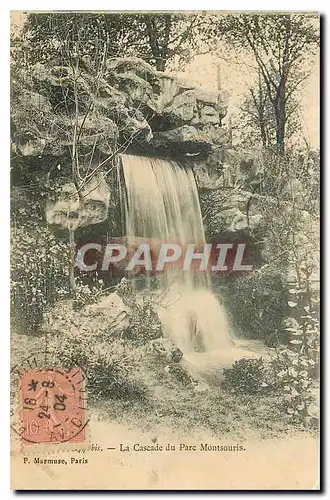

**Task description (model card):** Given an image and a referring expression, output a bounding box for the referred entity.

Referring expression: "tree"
[21,12,210,71]
[216,13,319,152]
[11,36,128,294]
[240,71,275,148]
[239,71,302,150]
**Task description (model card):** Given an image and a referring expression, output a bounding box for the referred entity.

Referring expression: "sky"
[176,46,319,149]
[10,11,320,149]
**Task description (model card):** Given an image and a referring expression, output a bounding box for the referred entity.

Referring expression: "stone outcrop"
[12,56,230,160]
[193,162,234,190]
[12,57,235,229]
[45,291,129,339]
[12,56,264,241]
[85,292,129,334]
[193,147,266,237]
[11,56,234,231]
[45,173,111,230]
[152,125,213,154]
[105,57,230,155]
[149,338,183,363]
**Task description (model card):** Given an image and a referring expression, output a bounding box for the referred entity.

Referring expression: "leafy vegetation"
[11,197,70,333]
[11,13,319,434]
[16,13,212,71]
[215,13,319,152]
[223,358,267,395]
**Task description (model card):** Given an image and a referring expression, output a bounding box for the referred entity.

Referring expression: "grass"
[92,385,311,441]
[12,332,318,441]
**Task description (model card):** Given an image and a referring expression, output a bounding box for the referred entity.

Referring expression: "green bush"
[125,296,163,344]
[269,295,320,425]
[222,357,269,395]
[11,200,70,333]
[220,266,287,345]
[48,330,149,402]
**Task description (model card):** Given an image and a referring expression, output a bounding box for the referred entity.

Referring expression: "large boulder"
[193,162,234,190]
[105,57,228,135]
[45,181,79,230]
[149,338,183,363]
[46,172,111,230]
[106,57,161,86]
[163,90,197,124]
[12,56,230,174]
[12,56,235,237]
[45,291,129,338]
[152,125,213,154]
[199,105,219,126]
[85,292,129,335]
[111,72,160,113]
[214,207,262,233]
[200,188,264,236]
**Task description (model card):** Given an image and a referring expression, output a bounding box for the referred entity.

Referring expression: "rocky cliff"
[11,56,262,237]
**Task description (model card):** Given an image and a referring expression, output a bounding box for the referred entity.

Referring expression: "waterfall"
[120,154,234,355]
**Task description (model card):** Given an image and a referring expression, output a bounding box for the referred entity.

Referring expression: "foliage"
[11,198,70,333]
[113,277,163,343]
[71,279,108,310]
[164,363,198,388]
[270,289,319,424]
[220,267,287,345]
[44,276,165,345]
[10,13,319,434]
[19,13,212,72]
[238,75,302,150]
[222,357,268,395]
[256,150,320,285]
[125,295,163,344]
[12,330,298,440]
[254,149,319,424]
[48,329,149,401]
[96,378,295,439]
[216,13,319,151]
[11,58,119,184]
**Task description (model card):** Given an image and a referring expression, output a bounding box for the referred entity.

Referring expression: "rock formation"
[11,56,263,237]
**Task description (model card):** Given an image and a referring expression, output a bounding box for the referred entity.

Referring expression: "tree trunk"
[276,112,285,153]
[69,229,76,293]
[276,80,286,153]
[144,16,167,72]
[156,58,166,71]
[259,118,268,148]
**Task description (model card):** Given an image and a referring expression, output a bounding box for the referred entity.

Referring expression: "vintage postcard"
[10,11,320,490]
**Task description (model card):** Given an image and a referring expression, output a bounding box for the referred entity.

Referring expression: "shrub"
[220,266,287,345]
[72,279,109,310]
[269,294,320,425]
[164,363,198,388]
[125,294,163,344]
[43,275,167,402]
[222,357,269,395]
[48,330,149,402]
[11,199,70,333]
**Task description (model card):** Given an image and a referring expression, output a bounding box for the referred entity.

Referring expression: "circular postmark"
[11,351,89,444]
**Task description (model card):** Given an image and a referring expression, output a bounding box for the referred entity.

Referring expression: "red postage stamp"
[19,368,88,444]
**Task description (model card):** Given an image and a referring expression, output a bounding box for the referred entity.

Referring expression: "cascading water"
[120,154,235,357]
